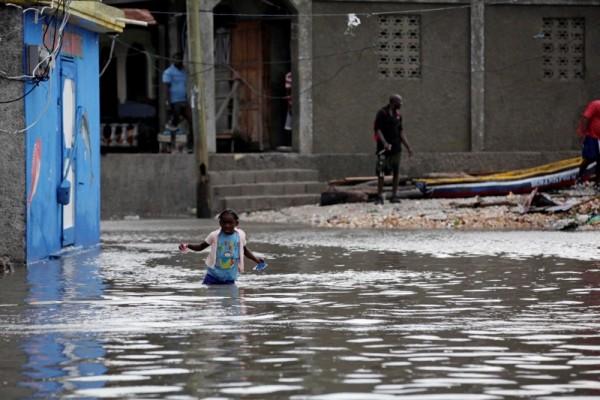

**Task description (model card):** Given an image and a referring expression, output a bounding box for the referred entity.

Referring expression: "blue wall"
[24,13,101,263]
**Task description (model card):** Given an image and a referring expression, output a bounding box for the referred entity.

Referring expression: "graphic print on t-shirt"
[216,232,240,270]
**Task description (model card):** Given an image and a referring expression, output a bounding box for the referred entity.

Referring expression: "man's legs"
[376,176,384,204]
[578,136,600,185]
[375,152,385,204]
[576,158,590,184]
[170,102,193,152]
[169,103,182,127]
[390,171,400,201]
[390,153,401,203]
[595,156,600,186]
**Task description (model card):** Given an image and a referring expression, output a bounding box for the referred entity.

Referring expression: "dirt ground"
[242,186,600,231]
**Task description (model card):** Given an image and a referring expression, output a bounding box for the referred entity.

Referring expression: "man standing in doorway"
[374,94,413,204]
[576,99,600,187]
[162,52,192,152]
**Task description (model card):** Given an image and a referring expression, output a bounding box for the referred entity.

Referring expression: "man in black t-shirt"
[374,94,413,204]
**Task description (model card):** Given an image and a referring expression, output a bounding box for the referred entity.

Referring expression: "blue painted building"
[5,1,125,263]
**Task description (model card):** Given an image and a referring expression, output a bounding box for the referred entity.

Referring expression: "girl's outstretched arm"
[179,241,209,252]
[244,246,263,264]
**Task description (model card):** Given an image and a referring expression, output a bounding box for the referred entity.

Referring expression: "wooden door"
[231,21,270,150]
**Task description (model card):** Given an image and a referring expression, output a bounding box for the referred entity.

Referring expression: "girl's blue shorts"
[202,273,235,285]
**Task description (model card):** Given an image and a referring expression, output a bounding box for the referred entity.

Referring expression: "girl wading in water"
[179,209,264,285]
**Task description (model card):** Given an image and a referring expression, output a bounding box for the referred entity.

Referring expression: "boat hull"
[416,158,595,198]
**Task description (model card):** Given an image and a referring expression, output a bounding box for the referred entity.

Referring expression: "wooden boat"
[416,157,595,198]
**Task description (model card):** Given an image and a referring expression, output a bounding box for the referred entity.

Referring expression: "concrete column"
[157,24,167,129]
[0,8,25,267]
[115,45,127,103]
[202,1,218,153]
[292,0,313,155]
[168,15,179,54]
[470,0,485,151]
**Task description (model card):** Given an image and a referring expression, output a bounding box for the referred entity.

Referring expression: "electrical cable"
[0,80,53,135]
[99,34,118,77]
[140,5,472,18]
[109,26,589,101]
[94,2,600,132]
[114,35,379,68]
[0,83,38,104]
[0,0,72,134]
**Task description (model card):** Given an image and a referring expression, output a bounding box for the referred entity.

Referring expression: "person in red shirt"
[576,100,600,185]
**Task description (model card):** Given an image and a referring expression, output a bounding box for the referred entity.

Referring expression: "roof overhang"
[122,8,156,26]
[1,0,127,33]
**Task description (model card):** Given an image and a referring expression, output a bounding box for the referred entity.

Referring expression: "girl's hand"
[179,243,189,253]
[254,259,268,272]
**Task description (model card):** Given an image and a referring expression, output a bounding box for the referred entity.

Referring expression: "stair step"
[209,169,319,185]
[212,181,326,197]
[209,154,313,171]
[217,194,320,213]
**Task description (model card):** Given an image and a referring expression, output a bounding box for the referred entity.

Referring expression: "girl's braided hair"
[218,209,239,222]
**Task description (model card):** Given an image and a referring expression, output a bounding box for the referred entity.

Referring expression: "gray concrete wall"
[211,151,577,180]
[0,8,25,267]
[101,151,577,218]
[311,1,470,154]
[101,154,196,219]
[485,5,600,151]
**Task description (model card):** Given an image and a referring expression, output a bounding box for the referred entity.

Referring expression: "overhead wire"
[108,3,472,87]
[99,34,118,77]
[108,12,592,102]
[1,0,72,82]
[5,0,584,135]
[0,0,72,134]
[109,5,596,92]
[140,5,472,18]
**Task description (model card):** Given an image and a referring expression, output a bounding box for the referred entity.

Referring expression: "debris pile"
[243,185,600,231]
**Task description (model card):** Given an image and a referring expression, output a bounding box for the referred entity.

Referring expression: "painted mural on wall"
[24,13,101,262]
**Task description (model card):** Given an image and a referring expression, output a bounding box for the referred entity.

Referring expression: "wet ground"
[1,219,600,399]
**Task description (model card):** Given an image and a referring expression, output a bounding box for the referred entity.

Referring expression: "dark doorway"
[213,0,293,152]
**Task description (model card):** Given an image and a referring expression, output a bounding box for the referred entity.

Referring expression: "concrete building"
[100,0,598,218]
[0,1,125,265]
[179,0,600,157]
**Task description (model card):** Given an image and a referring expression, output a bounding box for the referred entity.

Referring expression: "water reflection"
[21,249,106,397]
[0,223,599,399]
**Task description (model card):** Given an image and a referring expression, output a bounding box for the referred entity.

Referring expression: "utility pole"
[186,0,211,217]
[470,0,485,152]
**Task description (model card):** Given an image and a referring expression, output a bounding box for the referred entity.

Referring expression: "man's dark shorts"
[582,136,600,160]
[376,152,401,176]
[169,102,187,125]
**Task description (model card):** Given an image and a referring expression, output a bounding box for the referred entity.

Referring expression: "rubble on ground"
[241,185,600,231]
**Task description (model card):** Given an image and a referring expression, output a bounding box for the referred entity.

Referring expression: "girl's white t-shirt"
[203,228,247,272]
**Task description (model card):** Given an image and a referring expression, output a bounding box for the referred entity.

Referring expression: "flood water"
[1,219,600,399]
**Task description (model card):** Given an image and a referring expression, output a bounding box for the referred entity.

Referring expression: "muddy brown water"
[1,220,600,399]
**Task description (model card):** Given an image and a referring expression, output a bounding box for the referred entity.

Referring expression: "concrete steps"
[215,193,321,212]
[211,168,318,184]
[212,181,325,197]
[209,167,325,213]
